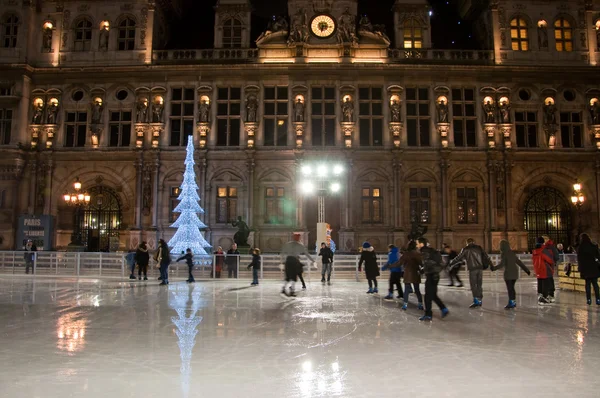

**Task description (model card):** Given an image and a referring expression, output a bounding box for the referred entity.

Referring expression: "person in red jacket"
[533,237,554,305]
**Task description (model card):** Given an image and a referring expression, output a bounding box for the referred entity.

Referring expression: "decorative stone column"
[44,124,58,149]
[43,157,53,215]
[437,123,450,148]
[484,124,497,148]
[500,124,512,149]
[150,124,163,149]
[593,125,600,150]
[151,154,160,229]
[246,154,255,226]
[134,158,143,228]
[29,125,42,149]
[135,124,146,149]
[390,122,403,148]
[244,122,258,148]
[293,122,305,149]
[340,122,355,148]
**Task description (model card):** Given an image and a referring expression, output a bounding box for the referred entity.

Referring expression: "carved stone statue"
[538,26,548,49]
[338,7,357,44]
[543,102,557,125]
[42,28,52,51]
[390,99,401,122]
[436,99,448,123]
[245,95,258,123]
[99,27,109,51]
[199,99,210,123]
[359,15,374,33]
[407,217,428,242]
[499,101,511,123]
[46,102,58,124]
[152,102,164,123]
[288,8,309,44]
[136,99,148,123]
[32,103,44,124]
[258,15,289,42]
[590,101,600,125]
[91,101,104,124]
[342,97,354,122]
[483,100,496,123]
[232,216,251,247]
[293,98,305,122]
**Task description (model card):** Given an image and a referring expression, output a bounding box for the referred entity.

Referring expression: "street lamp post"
[571,181,585,246]
[63,177,91,248]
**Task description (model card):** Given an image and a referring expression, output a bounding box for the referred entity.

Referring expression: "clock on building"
[310,14,337,38]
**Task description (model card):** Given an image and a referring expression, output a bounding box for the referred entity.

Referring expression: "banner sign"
[16,215,54,250]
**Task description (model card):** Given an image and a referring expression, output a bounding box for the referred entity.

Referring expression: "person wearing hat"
[359,242,380,294]
[280,233,315,296]
[23,239,37,274]
[533,236,554,305]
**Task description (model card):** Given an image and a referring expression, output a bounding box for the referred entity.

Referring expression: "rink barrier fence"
[0,252,578,283]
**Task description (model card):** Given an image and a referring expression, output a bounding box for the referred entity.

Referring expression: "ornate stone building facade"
[0,0,599,252]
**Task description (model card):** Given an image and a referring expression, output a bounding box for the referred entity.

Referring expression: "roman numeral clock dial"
[311,15,336,38]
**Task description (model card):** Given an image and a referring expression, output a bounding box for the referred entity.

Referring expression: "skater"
[576,233,600,305]
[23,239,37,274]
[226,243,240,278]
[449,238,492,308]
[382,244,403,300]
[533,237,554,305]
[397,241,423,310]
[542,235,560,302]
[444,245,463,287]
[136,241,150,280]
[157,239,171,285]
[214,246,224,278]
[126,250,137,280]
[247,248,261,286]
[280,233,315,296]
[417,238,449,321]
[176,248,195,283]
[491,240,531,309]
[318,242,334,285]
[359,242,380,294]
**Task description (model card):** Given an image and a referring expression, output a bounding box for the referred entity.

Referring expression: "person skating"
[176,248,195,283]
[157,239,171,286]
[382,244,403,300]
[247,248,261,286]
[359,242,380,294]
[417,238,449,321]
[136,242,150,280]
[533,237,554,305]
[491,240,531,309]
[126,250,137,280]
[23,240,37,274]
[318,242,334,285]
[396,241,423,310]
[449,238,492,308]
[226,243,240,278]
[280,233,315,296]
[444,245,463,287]
[576,233,600,305]
[542,235,560,302]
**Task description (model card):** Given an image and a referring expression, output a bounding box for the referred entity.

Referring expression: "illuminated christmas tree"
[168,138,211,257]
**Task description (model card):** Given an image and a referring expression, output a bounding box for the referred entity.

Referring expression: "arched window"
[2,14,19,48]
[403,19,422,49]
[222,18,242,48]
[510,17,529,51]
[117,18,136,51]
[554,18,573,52]
[74,18,92,51]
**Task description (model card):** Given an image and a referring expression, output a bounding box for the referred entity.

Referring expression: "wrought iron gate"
[524,187,571,250]
[80,186,122,251]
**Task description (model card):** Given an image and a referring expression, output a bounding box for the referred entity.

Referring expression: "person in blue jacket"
[382,244,403,300]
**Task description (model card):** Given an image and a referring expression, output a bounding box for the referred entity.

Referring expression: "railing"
[153,49,259,64]
[0,251,577,281]
[387,49,494,64]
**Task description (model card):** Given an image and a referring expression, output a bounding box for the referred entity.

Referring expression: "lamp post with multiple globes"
[571,181,585,246]
[63,177,91,247]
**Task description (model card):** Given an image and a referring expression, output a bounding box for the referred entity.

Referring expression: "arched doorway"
[524,187,571,250]
[80,186,122,251]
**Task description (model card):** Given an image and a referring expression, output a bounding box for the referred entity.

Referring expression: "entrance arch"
[524,186,571,250]
[80,186,122,251]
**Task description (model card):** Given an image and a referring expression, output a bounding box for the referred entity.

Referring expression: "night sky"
[168,0,478,50]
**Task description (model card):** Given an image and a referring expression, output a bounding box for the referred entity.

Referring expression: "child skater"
[491,240,531,309]
[359,242,380,294]
[382,244,403,300]
[176,248,195,283]
[247,248,261,286]
[397,241,423,310]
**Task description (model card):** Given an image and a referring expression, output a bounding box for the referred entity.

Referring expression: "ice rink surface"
[1,275,599,398]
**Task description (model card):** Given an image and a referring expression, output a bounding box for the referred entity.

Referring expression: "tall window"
[359,87,383,146]
[65,111,87,147]
[409,188,430,224]
[169,187,180,222]
[117,18,136,51]
[361,188,382,224]
[560,112,583,148]
[265,187,285,224]
[452,88,477,147]
[0,109,12,145]
[406,88,430,147]
[311,86,336,147]
[515,111,538,147]
[74,19,92,51]
[0,87,12,96]
[109,111,132,147]
[217,186,237,223]
[554,18,573,52]
[222,18,242,48]
[403,19,422,48]
[457,187,477,224]
[2,14,19,48]
[170,88,194,147]
[216,87,241,146]
[510,17,529,51]
[264,86,288,147]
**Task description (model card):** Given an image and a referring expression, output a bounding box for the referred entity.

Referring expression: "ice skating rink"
[1,276,599,398]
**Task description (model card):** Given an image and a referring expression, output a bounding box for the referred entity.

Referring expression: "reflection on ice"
[296,358,346,397]
[56,311,87,354]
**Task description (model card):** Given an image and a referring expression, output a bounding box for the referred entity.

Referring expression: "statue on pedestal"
[483,100,496,123]
[390,99,401,123]
[436,99,448,123]
[46,102,59,125]
[136,99,148,123]
[152,102,164,123]
[232,216,251,247]
[499,101,511,123]
[245,95,258,123]
[293,98,305,122]
[199,99,210,123]
[342,96,354,122]
[32,103,44,124]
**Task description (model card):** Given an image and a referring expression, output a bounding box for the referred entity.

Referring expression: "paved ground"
[1,275,599,398]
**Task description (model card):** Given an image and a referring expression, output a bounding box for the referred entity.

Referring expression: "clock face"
[311,15,336,38]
